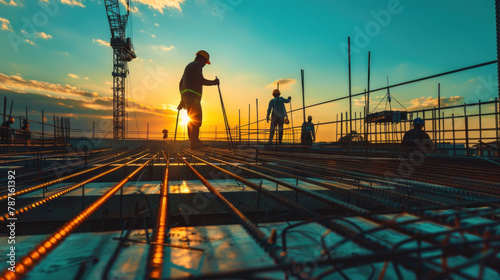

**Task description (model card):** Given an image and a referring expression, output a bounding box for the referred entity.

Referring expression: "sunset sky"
[0,0,498,141]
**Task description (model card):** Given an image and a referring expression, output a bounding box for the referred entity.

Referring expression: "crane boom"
[104,0,136,140]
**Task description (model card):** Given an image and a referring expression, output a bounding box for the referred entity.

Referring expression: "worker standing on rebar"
[301,115,315,146]
[178,50,219,149]
[266,89,291,145]
[402,117,435,155]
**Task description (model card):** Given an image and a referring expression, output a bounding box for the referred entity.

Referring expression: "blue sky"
[0,0,497,141]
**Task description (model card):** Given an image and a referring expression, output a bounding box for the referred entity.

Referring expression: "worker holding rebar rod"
[178,50,219,149]
[266,89,291,145]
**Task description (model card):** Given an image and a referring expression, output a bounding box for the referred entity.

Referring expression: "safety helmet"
[413,117,424,126]
[272,89,280,96]
[9,117,14,123]
[196,50,210,65]
[308,116,312,121]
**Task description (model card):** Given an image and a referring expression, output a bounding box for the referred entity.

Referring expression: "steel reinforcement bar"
[145,150,170,280]
[180,156,293,275]
[0,153,149,223]
[0,149,149,201]
[0,153,157,280]
[183,153,442,277]
[244,150,497,203]
[187,153,500,276]
[205,151,500,244]
[206,151,444,209]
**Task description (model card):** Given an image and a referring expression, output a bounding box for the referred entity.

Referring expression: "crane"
[104,0,136,140]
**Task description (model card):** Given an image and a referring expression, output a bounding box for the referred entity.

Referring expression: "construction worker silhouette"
[266,89,291,144]
[1,117,14,144]
[301,115,315,146]
[402,117,435,155]
[178,50,219,149]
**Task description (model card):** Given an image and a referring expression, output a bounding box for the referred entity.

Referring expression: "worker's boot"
[190,126,208,149]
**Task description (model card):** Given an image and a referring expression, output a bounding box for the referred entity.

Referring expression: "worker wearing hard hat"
[301,115,315,146]
[178,50,219,149]
[266,89,291,145]
[402,117,435,155]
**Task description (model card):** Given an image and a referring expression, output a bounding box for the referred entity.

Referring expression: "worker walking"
[178,50,219,149]
[402,117,435,155]
[266,89,291,145]
[301,115,315,146]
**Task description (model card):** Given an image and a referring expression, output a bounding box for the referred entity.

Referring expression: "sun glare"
[179,110,191,126]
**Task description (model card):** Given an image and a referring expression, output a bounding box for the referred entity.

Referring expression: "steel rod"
[0,153,157,280]
[145,151,170,280]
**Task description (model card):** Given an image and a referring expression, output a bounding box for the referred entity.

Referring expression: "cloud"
[407,96,464,111]
[68,74,79,79]
[57,102,74,108]
[61,0,85,8]
[153,45,174,51]
[132,0,185,13]
[154,23,160,27]
[139,30,156,38]
[0,0,18,6]
[0,17,13,31]
[0,72,100,99]
[21,30,53,40]
[266,78,297,89]
[25,39,36,46]
[36,32,52,40]
[119,0,140,13]
[0,72,176,133]
[93,38,110,47]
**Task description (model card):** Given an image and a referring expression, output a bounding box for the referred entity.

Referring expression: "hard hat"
[272,89,280,96]
[196,50,210,65]
[308,116,312,121]
[413,117,424,126]
[9,117,14,123]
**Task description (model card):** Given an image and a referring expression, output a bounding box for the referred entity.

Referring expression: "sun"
[179,110,191,126]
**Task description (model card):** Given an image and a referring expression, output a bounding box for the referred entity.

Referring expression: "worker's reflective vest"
[180,88,202,97]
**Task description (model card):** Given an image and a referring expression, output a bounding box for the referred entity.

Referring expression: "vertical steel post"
[42,110,44,147]
[239,109,241,144]
[348,37,352,135]
[438,83,441,155]
[248,104,250,144]
[301,69,306,123]
[496,98,499,159]
[479,100,483,155]
[495,0,500,137]
[2,96,6,123]
[452,114,456,156]
[53,115,56,146]
[464,103,467,156]
[256,99,259,144]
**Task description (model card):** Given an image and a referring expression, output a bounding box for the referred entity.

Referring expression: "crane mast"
[104,0,136,140]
